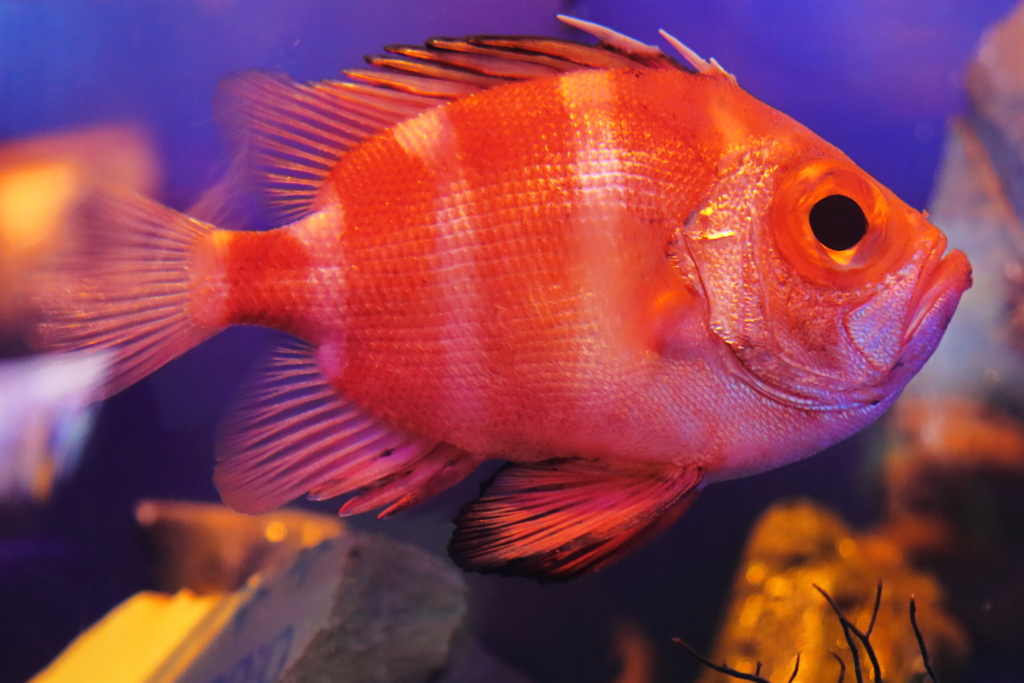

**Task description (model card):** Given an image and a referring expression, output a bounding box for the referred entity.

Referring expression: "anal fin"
[449,459,704,580]
[214,342,480,517]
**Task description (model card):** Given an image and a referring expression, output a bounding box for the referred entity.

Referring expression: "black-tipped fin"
[449,459,704,580]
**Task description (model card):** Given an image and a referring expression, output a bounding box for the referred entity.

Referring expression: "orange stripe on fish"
[33,17,972,580]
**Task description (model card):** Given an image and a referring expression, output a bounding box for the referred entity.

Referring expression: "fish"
[33,16,972,580]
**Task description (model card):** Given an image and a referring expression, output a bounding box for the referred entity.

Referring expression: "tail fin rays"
[34,191,220,398]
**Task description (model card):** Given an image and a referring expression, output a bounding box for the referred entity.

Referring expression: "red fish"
[36,17,971,579]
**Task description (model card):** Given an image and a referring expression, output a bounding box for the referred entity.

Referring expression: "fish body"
[38,18,971,579]
[200,68,768,467]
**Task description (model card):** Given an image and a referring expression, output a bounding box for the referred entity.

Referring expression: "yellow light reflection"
[0,161,79,256]
[263,520,288,543]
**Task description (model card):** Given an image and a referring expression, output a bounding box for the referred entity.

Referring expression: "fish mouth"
[903,246,972,344]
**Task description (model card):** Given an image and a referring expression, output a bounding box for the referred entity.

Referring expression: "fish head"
[684,141,972,411]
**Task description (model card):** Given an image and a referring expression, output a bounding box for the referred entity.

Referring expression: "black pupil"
[808,194,867,251]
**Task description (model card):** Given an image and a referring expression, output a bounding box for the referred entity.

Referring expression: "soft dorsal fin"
[214,342,481,517]
[449,459,704,580]
[216,17,725,223]
[215,73,436,224]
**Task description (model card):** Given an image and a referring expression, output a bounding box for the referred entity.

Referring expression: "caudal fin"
[34,191,220,398]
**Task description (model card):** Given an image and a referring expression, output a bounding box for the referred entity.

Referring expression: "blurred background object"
[693,500,968,683]
[882,399,1024,662]
[134,499,344,594]
[0,353,106,505]
[885,1,1024,670]
[34,502,529,683]
[611,621,656,683]
[968,1,1024,223]
[0,126,159,351]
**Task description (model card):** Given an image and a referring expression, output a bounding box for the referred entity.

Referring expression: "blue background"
[0,1,1019,681]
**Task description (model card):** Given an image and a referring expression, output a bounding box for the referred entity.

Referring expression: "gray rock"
[968,2,1024,221]
[277,533,468,683]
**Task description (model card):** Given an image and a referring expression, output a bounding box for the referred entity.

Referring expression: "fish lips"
[892,246,972,385]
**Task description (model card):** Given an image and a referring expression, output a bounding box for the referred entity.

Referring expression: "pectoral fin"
[449,459,704,580]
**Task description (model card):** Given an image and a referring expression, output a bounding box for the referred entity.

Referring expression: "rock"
[967,2,1024,223]
[273,533,469,683]
[909,1,1024,402]
[694,500,968,683]
[30,590,223,683]
[907,116,1024,401]
[36,501,534,683]
[32,530,476,683]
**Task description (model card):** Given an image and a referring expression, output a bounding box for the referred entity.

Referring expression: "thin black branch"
[672,638,774,683]
[865,581,883,638]
[786,653,801,683]
[672,637,803,683]
[814,584,882,683]
[843,620,864,683]
[909,596,939,683]
[675,583,938,683]
[814,585,865,683]
[831,652,847,683]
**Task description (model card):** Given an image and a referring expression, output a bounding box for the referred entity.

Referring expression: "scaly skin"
[193,66,970,481]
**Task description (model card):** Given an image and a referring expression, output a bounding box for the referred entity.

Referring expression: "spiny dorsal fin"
[557,15,673,65]
[215,73,432,224]
[657,28,737,85]
[217,17,730,224]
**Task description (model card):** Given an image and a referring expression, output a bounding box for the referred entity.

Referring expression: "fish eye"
[808,194,867,251]
[771,159,910,287]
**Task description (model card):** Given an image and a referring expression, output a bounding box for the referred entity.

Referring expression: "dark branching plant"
[673,582,938,683]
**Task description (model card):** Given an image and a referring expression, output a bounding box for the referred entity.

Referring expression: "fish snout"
[887,245,972,388]
[842,233,971,391]
[905,246,972,343]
